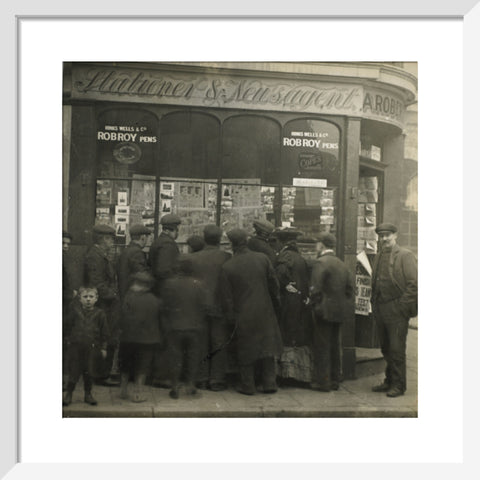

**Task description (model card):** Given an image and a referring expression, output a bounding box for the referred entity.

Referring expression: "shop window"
[222,115,280,183]
[159,111,220,179]
[281,119,340,186]
[95,108,159,250]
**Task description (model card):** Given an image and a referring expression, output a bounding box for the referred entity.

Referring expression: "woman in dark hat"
[271,228,310,348]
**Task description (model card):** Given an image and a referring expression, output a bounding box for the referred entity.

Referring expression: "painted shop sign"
[71,65,407,128]
[363,88,405,126]
[97,125,157,143]
[71,65,364,116]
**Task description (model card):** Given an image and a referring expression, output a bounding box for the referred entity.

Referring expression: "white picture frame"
[3,1,479,478]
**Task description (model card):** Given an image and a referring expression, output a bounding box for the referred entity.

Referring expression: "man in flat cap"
[149,214,182,293]
[247,219,277,264]
[371,223,418,398]
[84,224,120,385]
[271,228,309,347]
[148,213,182,387]
[117,224,152,300]
[309,232,355,392]
[220,228,283,395]
[190,225,232,391]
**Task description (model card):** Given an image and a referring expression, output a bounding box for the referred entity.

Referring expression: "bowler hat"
[92,224,115,235]
[160,214,181,227]
[253,219,275,235]
[227,228,248,246]
[375,223,398,234]
[317,232,337,249]
[129,224,152,236]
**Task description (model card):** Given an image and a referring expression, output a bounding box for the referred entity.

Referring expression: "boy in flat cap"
[162,256,208,399]
[309,233,355,392]
[119,271,163,402]
[186,235,205,253]
[370,223,417,398]
[220,228,283,395]
[117,224,152,300]
[84,224,120,385]
[190,224,232,391]
[247,219,277,265]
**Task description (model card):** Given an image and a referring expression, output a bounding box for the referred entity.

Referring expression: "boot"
[84,391,98,405]
[132,374,147,403]
[62,391,72,406]
[120,373,129,400]
[63,382,75,406]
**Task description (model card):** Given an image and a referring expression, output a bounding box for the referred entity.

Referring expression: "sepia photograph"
[62,61,418,418]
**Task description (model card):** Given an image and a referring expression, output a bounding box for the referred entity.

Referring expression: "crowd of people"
[62,216,417,406]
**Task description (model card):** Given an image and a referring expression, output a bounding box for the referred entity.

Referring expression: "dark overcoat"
[371,244,418,318]
[190,246,232,317]
[247,236,277,265]
[117,242,149,299]
[84,244,120,342]
[275,245,310,346]
[148,232,180,285]
[162,275,207,332]
[310,252,355,323]
[120,290,163,344]
[84,244,118,303]
[220,246,283,365]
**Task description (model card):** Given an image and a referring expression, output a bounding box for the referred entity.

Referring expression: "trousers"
[374,299,410,392]
[311,320,342,389]
[197,316,230,386]
[168,329,204,388]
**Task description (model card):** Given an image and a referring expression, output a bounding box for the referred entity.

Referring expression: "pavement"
[62,327,417,418]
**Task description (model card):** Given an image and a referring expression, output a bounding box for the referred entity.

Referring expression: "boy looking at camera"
[63,286,109,406]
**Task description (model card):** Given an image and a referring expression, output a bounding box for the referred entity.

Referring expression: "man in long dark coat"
[309,232,355,392]
[148,214,182,294]
[370,223,417,398]
[272,228,310,347]
[117,224,151,300]
[84,224,120,384]
[148,213,181,387]
[220,228,283,395]
[190,225,232,391]
[247,219,277,264]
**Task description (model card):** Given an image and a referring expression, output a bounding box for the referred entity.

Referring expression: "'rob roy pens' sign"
[71,65,406,127]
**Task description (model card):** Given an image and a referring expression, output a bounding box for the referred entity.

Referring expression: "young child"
[162,256,207,399]
[63,286,109,406]
[119,271,163,403]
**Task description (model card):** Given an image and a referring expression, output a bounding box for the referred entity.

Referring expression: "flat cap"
[186,235,205,252]
[317,232,337,249]
[92,224,116,235]
[131,271,155,286]
[253,219,275,235]
[203,224,223,243]
[129,224,152,236]
[271,227,303,241]
[62,230,72,240]
[375,223,398,234]
[227,228,248,245]
[160,213,181,226]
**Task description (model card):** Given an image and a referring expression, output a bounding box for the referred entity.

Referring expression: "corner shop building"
[63,62,417,379]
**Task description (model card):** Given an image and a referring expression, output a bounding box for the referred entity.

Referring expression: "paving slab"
[62,326,418,418]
